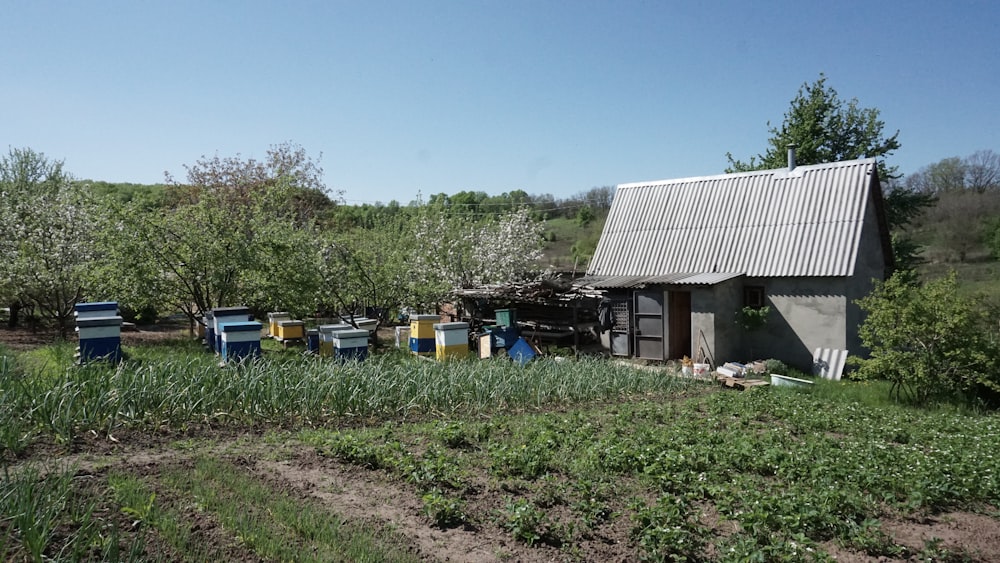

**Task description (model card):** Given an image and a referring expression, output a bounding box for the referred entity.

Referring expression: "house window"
[744,286,766,309]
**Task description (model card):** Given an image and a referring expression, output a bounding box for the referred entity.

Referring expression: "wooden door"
[667,291,691,359]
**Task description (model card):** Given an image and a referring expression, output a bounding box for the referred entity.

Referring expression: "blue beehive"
[318,324,352,357]
[76,315,123,364]
[306,328,320,354]
[212,307,251,354]
[219,321,262,363]
[332,328,369,362]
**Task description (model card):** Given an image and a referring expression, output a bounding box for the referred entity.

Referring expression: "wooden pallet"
[716,375,770,390]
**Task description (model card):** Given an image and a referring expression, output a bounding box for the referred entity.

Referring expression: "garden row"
[0,340,694,458]
[305,389,1000,560]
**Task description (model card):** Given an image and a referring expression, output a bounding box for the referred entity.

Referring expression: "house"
[579,155,892,369]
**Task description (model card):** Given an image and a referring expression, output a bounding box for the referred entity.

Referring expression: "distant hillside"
[539,213,606,273]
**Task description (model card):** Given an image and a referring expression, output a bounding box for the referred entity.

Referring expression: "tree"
[904,152,1000,262]
[906,150,1000,194]
[905,157,966,193]
[965,149,1000,193]
[92,144,329,326]
[0,148,98,334]
[854,271,1000,404]
[727,74,901,180]
[986,217,1000,260]
[316,219,416,326]
[411,207,545,293]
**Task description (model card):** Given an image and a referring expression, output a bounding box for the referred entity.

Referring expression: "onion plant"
[1,350,699,450]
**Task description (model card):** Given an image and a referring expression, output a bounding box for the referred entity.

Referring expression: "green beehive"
[495,308,517,328]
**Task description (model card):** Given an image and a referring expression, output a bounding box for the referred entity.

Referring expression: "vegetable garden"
[2,334,999,562]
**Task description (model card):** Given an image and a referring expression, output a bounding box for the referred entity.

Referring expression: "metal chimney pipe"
[787,144,797,171]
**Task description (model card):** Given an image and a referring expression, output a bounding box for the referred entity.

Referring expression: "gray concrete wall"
[689,278,742,367]
[845,190,890,356]
[748,277,848,370]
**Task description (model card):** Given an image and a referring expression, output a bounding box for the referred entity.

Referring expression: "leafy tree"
[854,271,1000,404]
[906,157,966,193]
[726,74,901,179]
[92,144,329,326]
[906,150,1000,194]
[0,148,99,335]
[81,180,168,211]
[317,219,416,325]
[899,150,1000,263]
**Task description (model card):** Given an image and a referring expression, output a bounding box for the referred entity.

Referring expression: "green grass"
[540,214,606,269]
[15,339,78,380]
[3,336,999,560]
[1,463,144,562]
[921,259,1000,303]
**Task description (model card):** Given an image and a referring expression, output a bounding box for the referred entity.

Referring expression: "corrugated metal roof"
[578,272,743,289]
[587,159,879,278]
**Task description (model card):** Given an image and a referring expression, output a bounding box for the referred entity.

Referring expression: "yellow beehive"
[275,319,305,341]
[409,314,439,355]
[267,312,291,337]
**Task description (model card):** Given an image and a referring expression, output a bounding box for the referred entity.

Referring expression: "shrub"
[854,271,1000,404]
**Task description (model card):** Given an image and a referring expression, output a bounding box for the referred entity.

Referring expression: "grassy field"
[539,214,606,271]
[2,336,999,562]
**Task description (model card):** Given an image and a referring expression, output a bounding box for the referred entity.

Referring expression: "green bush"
[854,271,1000,404]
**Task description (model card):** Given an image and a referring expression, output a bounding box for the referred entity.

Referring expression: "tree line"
[327,186,614,231]
[0,143,550,334]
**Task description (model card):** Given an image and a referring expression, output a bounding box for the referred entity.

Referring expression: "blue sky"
[3,1,998,204]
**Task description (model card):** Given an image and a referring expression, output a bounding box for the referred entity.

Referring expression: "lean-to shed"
[580,156,893,368]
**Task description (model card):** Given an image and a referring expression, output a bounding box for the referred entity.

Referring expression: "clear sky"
[3,1,998,204]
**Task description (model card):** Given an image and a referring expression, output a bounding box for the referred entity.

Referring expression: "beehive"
[332,328,369,362]
[219,321,262,363]
[318,324,351,357]
[274,319,305,341]
[212,307,251,354]
[409,314,439,355]
[76,315,123,364]
[434,321,469,361]
[267,312,291,337]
